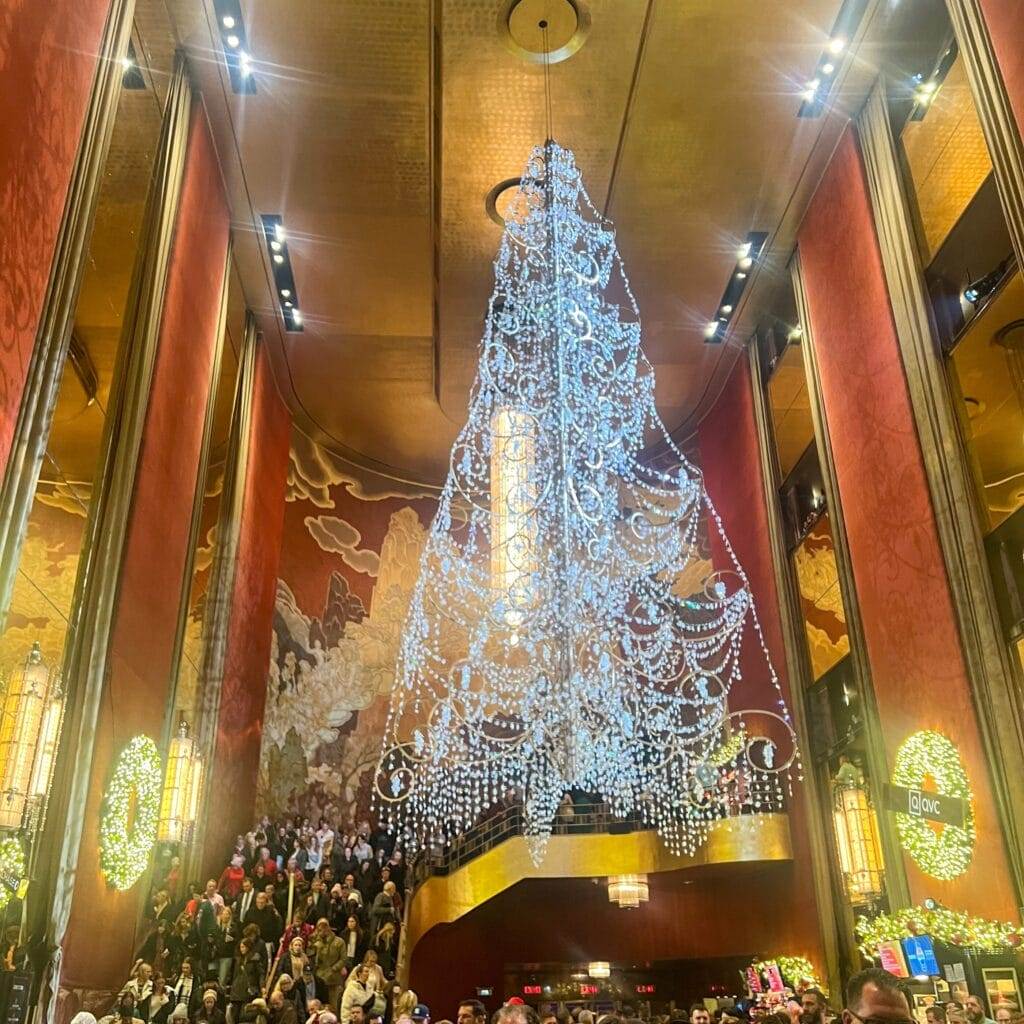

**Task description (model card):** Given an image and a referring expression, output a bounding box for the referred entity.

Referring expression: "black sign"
[887,784,968,828]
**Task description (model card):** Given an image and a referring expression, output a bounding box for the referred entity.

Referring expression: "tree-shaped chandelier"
[374,141,798,862]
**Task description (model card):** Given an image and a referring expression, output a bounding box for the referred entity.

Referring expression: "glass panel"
[793,512,850,681]
[901,53,992,263]
[0,1,175,681]
[948,270,1024,532]
[767,341,814,480]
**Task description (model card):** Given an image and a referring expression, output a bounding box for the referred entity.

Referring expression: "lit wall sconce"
[0,643,65,831]
[832,758,885,906]
[158,719,203,843]
[607,874,649,909]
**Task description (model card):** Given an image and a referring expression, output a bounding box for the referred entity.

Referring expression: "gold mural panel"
[793,513,849,680]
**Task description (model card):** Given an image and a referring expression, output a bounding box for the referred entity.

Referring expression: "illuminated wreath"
[0,837,26,912]
[892,730,974,881]
[100,734,162,891]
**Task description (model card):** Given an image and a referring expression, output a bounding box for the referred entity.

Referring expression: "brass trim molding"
[746,341,846,995]
[856,79,1024,906]
[790,253,912,909]
[162,240,234,750]
[945,0,1024,267]
[0,0,136,627]
[36,56,193,1016]
[403,814,793,975]
[188,311,259,880]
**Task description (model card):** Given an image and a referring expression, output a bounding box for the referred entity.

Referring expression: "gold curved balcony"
[403,811,792,960]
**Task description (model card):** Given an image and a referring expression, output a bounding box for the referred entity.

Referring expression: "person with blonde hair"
[123,961,154,1003]
[359,951,385,995]
[340,966,373,1024]
[394,991,418,1024]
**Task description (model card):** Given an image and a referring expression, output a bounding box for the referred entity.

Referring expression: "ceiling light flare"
[721,304,733,315]
[271,239,282,253]
[222,14,235,28]
[120,56,133,71]
[281,288,291,298]
[273,253,284,265]
[822,62,835,75]
[239,52,252,76]
[275,224,287,244]
[827,36,846,55]
[738,256,753,271]
[226,33,240,48]
[291,309,302,326]
[704,321,720,339]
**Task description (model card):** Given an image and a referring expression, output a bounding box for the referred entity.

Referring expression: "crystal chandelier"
[607,874,649,909]
[374,141,798,862]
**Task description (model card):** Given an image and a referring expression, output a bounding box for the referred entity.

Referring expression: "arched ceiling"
[167,0,907,485]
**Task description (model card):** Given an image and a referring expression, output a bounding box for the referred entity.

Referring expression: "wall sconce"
[832,758,885,906]
[607,874,649,909]
[0,643,65,831]
[158,719,203,843]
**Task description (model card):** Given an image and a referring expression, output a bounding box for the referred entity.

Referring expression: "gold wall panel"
[405,814,792,956]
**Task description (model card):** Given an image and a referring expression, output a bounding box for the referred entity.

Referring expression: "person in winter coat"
[309,920,345,1011]
[339,967,373,1024]
[228,941,263,1024]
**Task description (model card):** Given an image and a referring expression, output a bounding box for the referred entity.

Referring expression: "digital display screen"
[902,935,940,977]
[879,940,910,978]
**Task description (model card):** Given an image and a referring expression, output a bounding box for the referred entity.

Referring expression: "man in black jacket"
[243,892,282,962]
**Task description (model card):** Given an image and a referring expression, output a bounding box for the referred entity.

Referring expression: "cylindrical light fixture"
[587,962,610,979]
[607,874,649,908]
[0,643,62,830]
[158,719,199,843]
[832,760,885,905]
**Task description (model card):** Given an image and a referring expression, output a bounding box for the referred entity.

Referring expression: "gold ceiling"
[168,0,892,484]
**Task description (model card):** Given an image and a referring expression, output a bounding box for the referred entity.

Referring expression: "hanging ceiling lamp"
[158,719,202,843]
[607,874,649,909]
[588,962,611,980]
[372,141,798,864]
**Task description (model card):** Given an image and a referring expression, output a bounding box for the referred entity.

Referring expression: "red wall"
[60,104,231,1001]
[410,864,815,1016]
[0,0,111,474]
[202,343,291,880]
[979,0,1024,141]
[797,127,1017,917]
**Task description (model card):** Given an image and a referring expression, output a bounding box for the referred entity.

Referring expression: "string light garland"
[0,836,26,912]
[100,734,162,891]
[372,141,798,863]
[857,904,1021,956]
[891,730,974,880]
[751,957,822,992]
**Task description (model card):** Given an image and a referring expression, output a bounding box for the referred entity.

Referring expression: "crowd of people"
[81,814,410,1024]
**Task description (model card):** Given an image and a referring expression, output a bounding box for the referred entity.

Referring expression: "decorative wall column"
[194,329,291,881]
[945,0,1024,268]
[745,341,854,991]
[856,79,1024,902]
[0,0,134,620]
[696,357,831,989]
[795,125,1018,917]
[790,253,912,912]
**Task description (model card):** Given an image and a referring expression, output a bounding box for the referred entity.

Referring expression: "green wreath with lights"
[0,837,26,912]
[99,734,162,891]
[892,730,974,880]
[751,956,823,992]
[857,904,1022,957]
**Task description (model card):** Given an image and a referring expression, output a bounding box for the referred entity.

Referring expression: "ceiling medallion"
[373,141,799,865]
[498,0,591,65]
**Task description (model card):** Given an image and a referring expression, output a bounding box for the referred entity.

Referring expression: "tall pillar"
[195,330,291,881]
[795,125,1018,917]
[38,60,234,1018]
[697,357,831,988]
[0,0,133,613]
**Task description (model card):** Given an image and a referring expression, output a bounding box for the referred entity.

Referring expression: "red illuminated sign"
[523,986,542,996]
[635,985,656,995]
[579,984,598,996]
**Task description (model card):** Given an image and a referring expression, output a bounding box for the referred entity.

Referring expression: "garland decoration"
[856,904,1022,957]
[0,837,26,911]
[892,730,974,880]
[751,956,822,992]
[100,734,162,891]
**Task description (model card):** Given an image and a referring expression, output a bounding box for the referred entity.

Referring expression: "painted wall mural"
[793,513,850,680]
[257,431,437,820]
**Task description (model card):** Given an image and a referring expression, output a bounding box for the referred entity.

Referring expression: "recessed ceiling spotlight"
[806,78,820,91]
[738,257,753,271]
[121,55,133,70]
[284,300,293,307]
[735,272,747,280]
[822,62,835,74]
[271,239,282,253]
[737,242,752,260]
[281,288,291,298]
[292,309,303,326]
[273,253,284,264]
[275,224,287,244]
[827,36,846,54]
[721,304,733,315]
[703,321,719,339]
[239,52,252,76]
[226,34,240,48]
[222,14,235,28]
